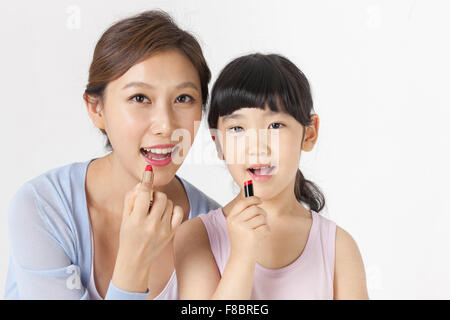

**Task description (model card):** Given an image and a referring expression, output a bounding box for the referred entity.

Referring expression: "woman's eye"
[228,126,244,133]
[130,94,150,103]
[176,94,194,103]
[269,122,285,129]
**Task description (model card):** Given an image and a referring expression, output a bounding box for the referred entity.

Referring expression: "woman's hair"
[208,53,325,213]
[84,10,211,151]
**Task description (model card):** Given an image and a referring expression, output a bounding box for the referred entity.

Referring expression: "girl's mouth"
[247,165,275,181]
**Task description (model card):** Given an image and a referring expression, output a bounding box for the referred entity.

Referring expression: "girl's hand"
[111,174,184,293]
[226,196,270,263]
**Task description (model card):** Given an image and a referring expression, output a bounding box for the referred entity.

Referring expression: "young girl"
[174,53,369,299]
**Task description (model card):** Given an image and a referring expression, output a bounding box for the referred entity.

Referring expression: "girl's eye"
[176,94,195,104]
[269,122,285,129]
[228,126,244,133]
[130,94,150,104]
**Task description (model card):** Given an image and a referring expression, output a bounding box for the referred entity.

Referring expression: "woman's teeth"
[143,147,175,154]
[141,146,177,160]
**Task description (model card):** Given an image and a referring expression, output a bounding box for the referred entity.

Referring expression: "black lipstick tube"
[244,180,254,197]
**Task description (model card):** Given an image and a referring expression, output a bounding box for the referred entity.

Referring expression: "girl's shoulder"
[174,207,224,255]
[333,224,369,299]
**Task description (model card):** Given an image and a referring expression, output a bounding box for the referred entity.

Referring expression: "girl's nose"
[247,130,271,160]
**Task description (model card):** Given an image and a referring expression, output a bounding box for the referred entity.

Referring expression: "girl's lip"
[141,146,179,167]
[247,168,274,181]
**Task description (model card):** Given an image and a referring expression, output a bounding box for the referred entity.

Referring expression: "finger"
[245,214,268,229]
[148,191,168,222]
[170,205,184,231]
[160,199,174,229]
[228,196,262,218]
[254,224,271,236]
[237,206,266,222]
[132,185,154,219]
[122,183,141,222]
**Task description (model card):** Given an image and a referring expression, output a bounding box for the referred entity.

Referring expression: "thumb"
[141,168,154,204]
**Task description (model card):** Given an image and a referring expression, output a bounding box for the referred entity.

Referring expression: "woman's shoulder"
[7,159,92,230]
[19,159,90,195]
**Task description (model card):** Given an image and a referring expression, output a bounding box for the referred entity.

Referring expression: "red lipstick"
[244,180,254,197]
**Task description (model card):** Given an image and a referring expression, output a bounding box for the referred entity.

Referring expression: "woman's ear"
[301,114,319,152]
[84,93,106,130]
[209,129,225,160]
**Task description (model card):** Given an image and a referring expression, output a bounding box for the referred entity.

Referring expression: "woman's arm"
[333,226,369,299]
[6,183,90,299]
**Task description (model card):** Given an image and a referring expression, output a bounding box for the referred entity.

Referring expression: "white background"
[1,0,449,299]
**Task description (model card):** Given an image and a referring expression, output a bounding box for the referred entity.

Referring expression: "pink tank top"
[198,207,336,299]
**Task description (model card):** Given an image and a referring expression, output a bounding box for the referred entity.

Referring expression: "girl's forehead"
[220,107,288,122]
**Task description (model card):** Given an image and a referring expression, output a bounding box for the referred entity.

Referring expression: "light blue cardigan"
[4,158,220,299]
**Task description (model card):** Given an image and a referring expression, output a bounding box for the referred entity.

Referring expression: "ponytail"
[294,169,325,213]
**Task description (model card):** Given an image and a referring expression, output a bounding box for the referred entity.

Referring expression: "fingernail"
[142,165,153,183]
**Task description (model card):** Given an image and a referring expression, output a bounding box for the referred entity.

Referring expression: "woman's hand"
[111,172,184,293]
[226,196,270,264]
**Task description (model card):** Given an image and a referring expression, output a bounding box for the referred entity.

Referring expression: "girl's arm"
[175,197,268,300]
[174,217,256,300]
[333,226,369,299]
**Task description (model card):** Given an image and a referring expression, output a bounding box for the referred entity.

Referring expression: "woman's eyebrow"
[122,81,153,90]
[122,81,199,92]
[176,81,200,92]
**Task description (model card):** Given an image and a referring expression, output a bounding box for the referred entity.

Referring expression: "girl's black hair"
[208,53,325,213]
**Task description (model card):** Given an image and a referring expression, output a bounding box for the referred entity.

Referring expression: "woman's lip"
[141,146,179,167]
[142,144,176,149]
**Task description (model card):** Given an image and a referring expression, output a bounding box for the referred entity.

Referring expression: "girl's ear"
[84,93,106,130]
[209,129,225,160]
[301,114,319,152]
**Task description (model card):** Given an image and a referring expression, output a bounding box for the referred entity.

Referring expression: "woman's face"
[216,106,315,200]
[98,49,203,186]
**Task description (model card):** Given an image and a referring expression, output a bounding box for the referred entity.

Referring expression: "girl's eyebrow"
[222,113,245,122]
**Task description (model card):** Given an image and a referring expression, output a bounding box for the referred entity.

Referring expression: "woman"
[5,10,219,300]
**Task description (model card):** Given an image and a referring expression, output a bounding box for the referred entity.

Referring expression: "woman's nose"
[150,102,174,136]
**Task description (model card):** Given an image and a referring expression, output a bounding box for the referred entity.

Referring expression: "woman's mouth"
[140,145,179,167]
[247,165,275,181]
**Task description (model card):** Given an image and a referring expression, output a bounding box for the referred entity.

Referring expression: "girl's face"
[92,49,202,186]
[216,107,315,200]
